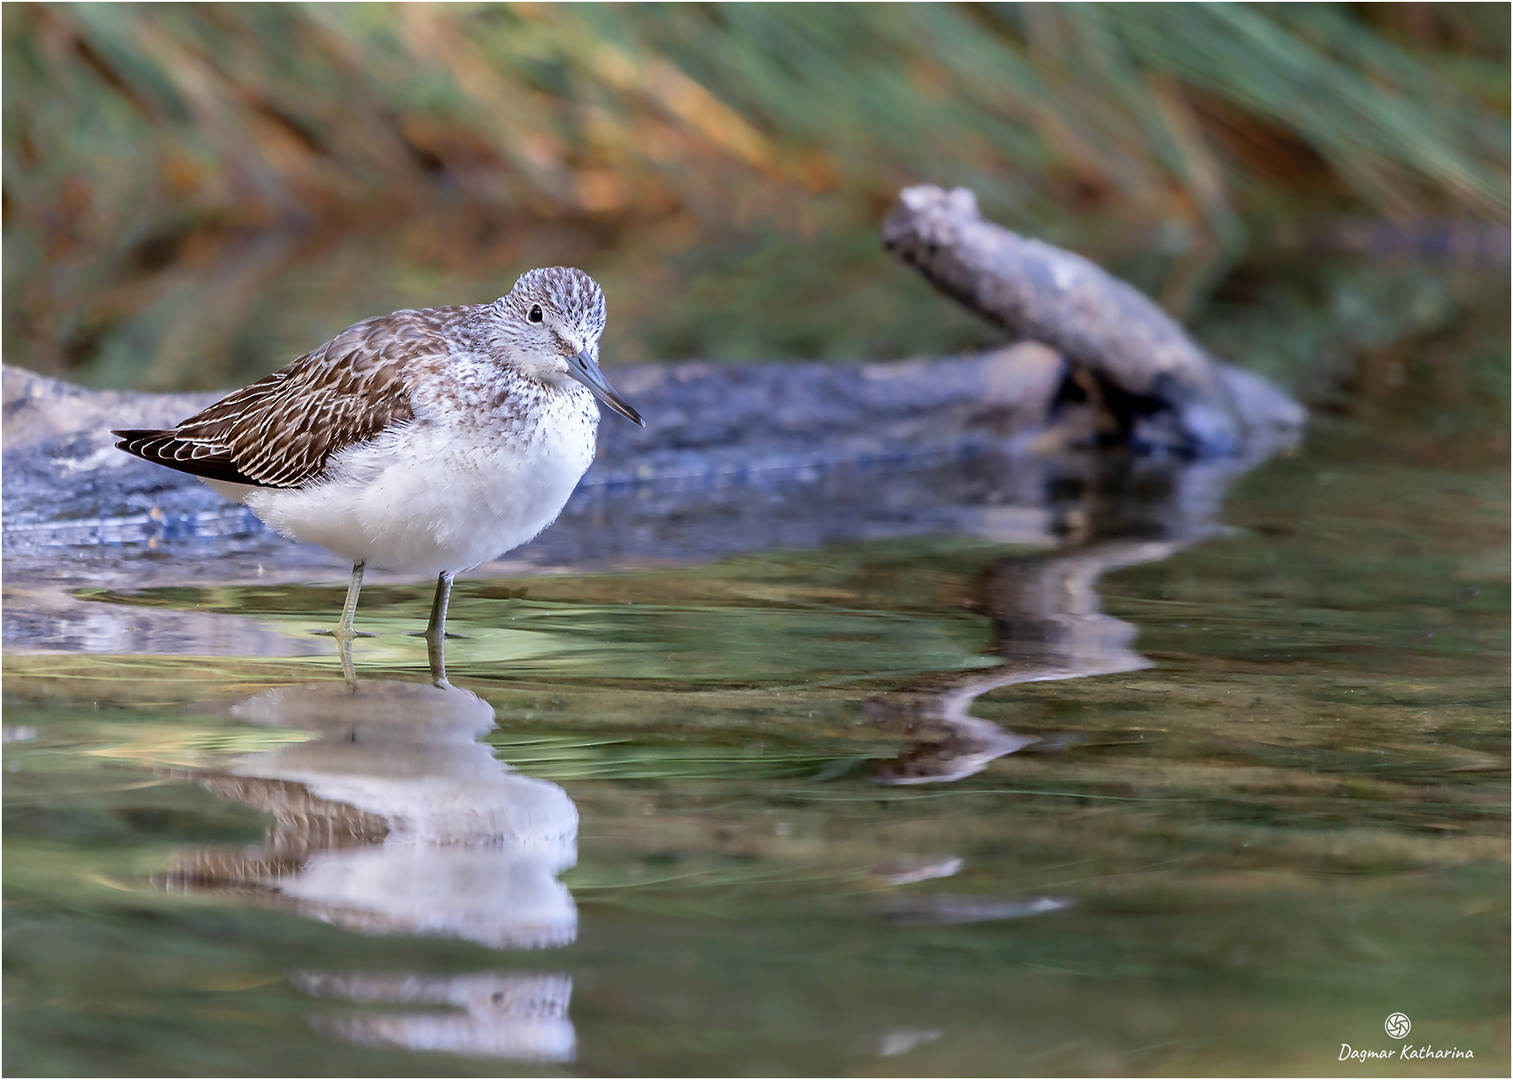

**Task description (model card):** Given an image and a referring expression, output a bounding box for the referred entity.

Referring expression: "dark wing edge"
[111,429,275,487]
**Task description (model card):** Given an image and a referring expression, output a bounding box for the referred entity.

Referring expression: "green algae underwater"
[5,401,1508,1075]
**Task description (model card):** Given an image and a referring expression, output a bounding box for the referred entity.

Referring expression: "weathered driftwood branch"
[882,185,1303,456]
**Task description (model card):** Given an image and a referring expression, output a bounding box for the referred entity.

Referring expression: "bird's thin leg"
[425,571,454,686]
[424,570,454,640]
[312,562,378,639]
[336,561,365,641]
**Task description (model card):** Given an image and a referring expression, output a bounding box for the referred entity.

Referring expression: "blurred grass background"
[3,2,1508,398]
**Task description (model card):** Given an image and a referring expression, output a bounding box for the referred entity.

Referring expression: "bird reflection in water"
[292,970,575,1064]
[163,646,579,1063]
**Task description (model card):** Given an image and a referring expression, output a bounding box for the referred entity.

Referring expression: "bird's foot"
[406,630,467,640]
[310,629,379,638]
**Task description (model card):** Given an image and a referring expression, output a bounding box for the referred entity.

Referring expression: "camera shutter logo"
[1385,1013,1411,1040]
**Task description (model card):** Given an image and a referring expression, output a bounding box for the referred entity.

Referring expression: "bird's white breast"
[237,372,598,576]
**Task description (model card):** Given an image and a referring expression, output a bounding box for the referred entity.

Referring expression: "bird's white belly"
[235,411,595,576]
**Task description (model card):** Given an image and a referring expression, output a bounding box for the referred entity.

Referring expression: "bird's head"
[489,266,643,426]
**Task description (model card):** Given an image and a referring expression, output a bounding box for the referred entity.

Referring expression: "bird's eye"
[529,304,543,323]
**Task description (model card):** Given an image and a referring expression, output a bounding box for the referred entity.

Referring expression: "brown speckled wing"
[114,308,471,488]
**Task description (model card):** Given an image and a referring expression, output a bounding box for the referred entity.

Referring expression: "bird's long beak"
[566,349,644,426]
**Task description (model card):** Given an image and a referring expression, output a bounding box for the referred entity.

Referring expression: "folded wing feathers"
[114,313,432,488]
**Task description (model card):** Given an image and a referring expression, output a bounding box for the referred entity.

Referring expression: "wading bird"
[115,267,642,674]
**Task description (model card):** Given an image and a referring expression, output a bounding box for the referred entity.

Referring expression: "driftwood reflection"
[870,450,1254,783]
[162,674,578,1061]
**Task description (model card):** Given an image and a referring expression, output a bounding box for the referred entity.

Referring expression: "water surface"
[4,406,1508,1076]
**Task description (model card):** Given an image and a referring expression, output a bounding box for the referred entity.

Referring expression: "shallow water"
[4,408,1508,1075]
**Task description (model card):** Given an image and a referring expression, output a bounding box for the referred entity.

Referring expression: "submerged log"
[882,185,1304,456]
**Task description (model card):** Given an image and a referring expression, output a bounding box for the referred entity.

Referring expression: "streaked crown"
[496,266,606,343]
